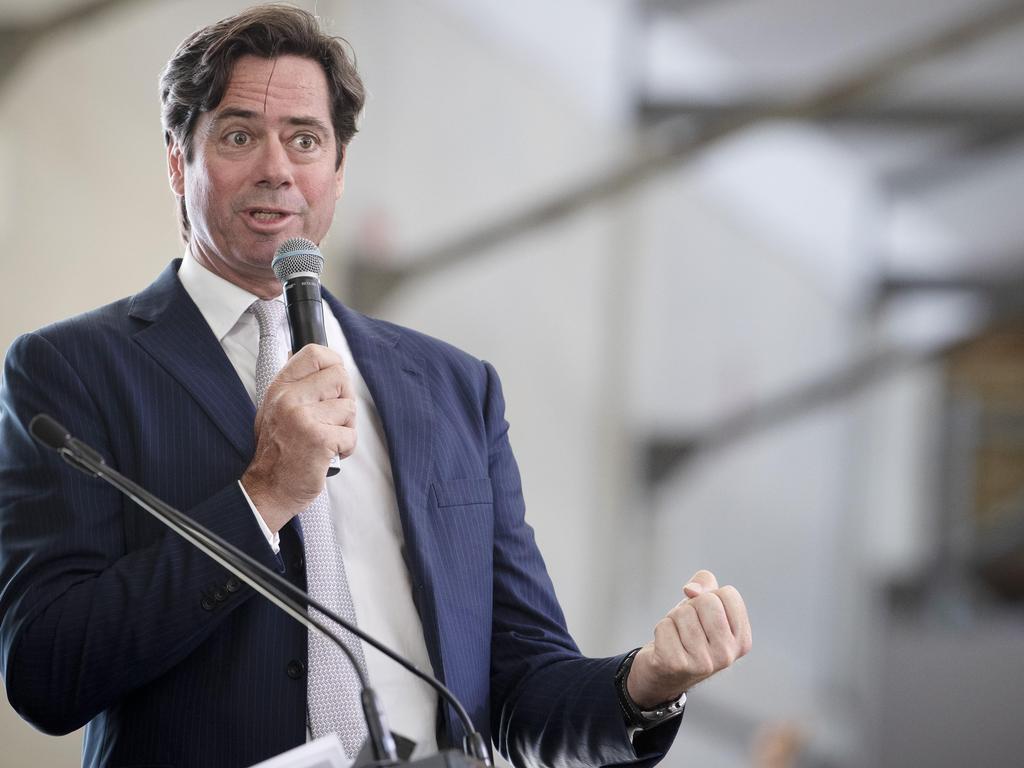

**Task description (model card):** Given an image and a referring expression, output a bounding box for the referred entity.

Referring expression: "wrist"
[240,469,296,532]
[615,648,686,731]
[626,645,685,708]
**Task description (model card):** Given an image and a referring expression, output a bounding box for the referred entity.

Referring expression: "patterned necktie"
[247,299,369,756]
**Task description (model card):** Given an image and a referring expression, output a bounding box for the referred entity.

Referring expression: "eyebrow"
[210,107,331,134]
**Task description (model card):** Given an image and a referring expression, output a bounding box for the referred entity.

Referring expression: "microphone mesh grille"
[272,237,323,280]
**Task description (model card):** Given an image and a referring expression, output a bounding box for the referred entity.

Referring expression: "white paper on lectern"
[248,733,351,768]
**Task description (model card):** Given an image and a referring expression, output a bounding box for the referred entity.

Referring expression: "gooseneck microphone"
[272,237,341,477]
[28,414,492,767]
[28,415,396,765]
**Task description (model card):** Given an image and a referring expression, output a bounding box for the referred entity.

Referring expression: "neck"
[187,243,280,300]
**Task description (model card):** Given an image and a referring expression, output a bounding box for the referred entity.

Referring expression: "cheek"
[188,167,234,214]
[185,174,209,222]
[308,176,341,214]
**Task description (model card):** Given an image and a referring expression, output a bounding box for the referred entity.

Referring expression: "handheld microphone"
[272,237,340,477]
[273,237,328,351]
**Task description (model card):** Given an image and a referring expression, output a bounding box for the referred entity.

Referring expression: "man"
[0,6,750,768]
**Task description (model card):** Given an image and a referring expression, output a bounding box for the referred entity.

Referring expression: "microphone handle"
[284,276,328,349]
[283,276,339,477]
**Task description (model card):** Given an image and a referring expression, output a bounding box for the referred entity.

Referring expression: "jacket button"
[212,588,227,603]
[225,577,241,593]
[200,596,215,611]
[291,555,305,572]
[286,659,306,679]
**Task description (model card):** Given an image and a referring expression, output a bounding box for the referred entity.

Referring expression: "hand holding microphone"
[272,237,344,477]
[241,238,352,532]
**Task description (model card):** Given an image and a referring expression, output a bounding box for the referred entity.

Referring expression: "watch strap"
[614,648,686,731]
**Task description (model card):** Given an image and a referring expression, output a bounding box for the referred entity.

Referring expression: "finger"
[716,585,752,655]
[310,397,357,428]
[300,364,354,402]
[691,593,736,668]
[277,344,344,383]
[683,583,703,599]
[653,617,683,660]
[667,603,712,670]
[322,424,357,459]
[273,364,352,408]
[684,569,719,597]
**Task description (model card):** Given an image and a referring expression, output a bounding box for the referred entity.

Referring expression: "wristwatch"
[614,648,686,730]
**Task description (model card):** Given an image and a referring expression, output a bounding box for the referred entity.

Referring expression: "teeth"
[252,211,285,221]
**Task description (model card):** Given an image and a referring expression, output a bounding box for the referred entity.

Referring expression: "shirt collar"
[178,252,284,342]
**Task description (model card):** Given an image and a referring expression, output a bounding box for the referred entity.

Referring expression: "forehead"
[215,54,332,124]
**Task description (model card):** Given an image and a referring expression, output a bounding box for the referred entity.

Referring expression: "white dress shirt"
[178,254,439,760]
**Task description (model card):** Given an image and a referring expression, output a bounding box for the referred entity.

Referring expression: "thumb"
[683,569,719,598]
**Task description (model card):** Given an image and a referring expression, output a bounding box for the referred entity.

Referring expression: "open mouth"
[249,209,291,221]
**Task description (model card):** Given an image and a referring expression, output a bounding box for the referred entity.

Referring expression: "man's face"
[168,54,344,291]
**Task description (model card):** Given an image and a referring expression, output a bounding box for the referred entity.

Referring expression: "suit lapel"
[325,294,449,684]
[129,260,256,460]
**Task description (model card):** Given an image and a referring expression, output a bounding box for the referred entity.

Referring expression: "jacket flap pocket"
[432,477,493,508]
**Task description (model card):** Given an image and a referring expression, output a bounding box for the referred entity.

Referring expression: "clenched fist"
[241,344,356,532]
[627,569,751,708]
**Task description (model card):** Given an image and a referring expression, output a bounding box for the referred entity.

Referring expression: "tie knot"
[248,299,286,337]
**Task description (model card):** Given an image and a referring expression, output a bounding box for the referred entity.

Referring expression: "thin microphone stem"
[33,418,398,764]
[31,415,492,766]
[94,454,371,689]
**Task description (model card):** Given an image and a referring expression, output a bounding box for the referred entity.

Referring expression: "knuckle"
[315,429,335,451]
[713,644,736,668]
[660,651,687,676]
[692,593,721,613]
[668,658,689,677]
[666,605,686,623]
[338,428,357,457]
[695,654,714,677]
[277,391,300,414]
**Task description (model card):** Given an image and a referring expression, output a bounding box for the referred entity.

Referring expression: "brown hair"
[159,4,365,241]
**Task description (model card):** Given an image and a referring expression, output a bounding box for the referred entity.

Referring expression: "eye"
[227,131,249,147]
[293,133,318,150]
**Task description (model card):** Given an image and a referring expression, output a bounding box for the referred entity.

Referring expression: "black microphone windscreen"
[29,414,71,451]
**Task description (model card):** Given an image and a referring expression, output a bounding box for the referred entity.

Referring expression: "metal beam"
[639,0,727,14]
[641,298,1024,487]
[880,121,1024,192]
[643,347,910,486]
[346,0,1024,309]
[875,269,1024,300]
[636,99,1024,131]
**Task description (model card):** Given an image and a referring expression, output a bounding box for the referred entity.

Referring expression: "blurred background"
[1,0,1024,765]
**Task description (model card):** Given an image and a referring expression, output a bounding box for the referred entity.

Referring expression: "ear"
[167,138,186,197]
[334,147,347,200]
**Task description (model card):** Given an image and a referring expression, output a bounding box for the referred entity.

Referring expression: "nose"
[254,137,293,189]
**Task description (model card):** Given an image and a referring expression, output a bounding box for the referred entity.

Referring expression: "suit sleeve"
[0,331,279,735]
[482,361,680,768]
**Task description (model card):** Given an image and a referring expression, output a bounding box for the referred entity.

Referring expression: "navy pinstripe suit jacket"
[0,261,678,767]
